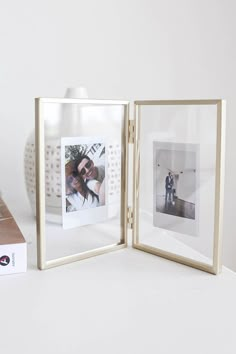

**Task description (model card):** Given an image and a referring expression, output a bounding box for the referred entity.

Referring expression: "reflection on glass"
[41,102,126,262]
[137,104,218,265]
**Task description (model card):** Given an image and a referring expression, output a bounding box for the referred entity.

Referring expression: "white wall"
[0,0,236,270]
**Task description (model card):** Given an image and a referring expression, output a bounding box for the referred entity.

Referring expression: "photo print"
[153,141,199,236]
[61,137,108,229]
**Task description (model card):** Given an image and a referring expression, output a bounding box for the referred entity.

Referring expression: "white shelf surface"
[1,203,236,354]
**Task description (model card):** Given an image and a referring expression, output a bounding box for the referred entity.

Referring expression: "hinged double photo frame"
[35,98,225,274]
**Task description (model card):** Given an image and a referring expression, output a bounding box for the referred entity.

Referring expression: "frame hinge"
[127,207,133,229]
[128,119,135,144]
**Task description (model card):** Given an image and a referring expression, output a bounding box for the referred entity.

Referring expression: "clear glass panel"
[137,103,218,265]
[41,101,126,261]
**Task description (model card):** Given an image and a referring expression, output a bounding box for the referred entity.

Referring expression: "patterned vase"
[24,88,89,222]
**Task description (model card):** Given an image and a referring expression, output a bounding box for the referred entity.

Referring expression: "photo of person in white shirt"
[66,172,99,212]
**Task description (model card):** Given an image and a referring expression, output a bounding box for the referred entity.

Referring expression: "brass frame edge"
[133,243,215,274]
[212,100,226,274]
[36,97,129,105]
[35,98,46,270]
[122,103,130,245]
[45,243,127,270]
[134,99,221,106]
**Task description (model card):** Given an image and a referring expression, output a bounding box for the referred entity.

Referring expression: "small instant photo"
[61,137,107,229]
[36,98,225,274]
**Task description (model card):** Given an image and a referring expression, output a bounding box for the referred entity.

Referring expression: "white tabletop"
[1,205,236,354]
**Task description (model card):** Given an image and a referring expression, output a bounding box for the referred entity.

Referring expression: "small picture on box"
[61,137,107,229]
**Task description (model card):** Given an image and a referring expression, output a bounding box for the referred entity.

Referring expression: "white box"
[0,198,27,275]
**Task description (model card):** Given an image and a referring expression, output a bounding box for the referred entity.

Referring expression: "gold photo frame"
[132,100,226,275]
[35,98,129,270]
[35,98,225,274]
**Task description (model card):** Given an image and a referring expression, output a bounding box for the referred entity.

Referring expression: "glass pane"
[137,103,218,265]
[41,101,126,261]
